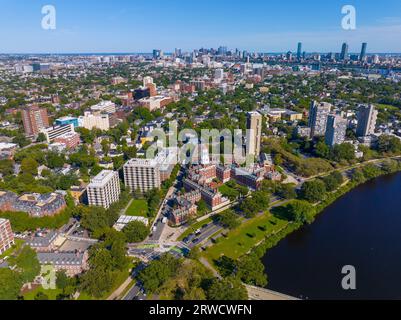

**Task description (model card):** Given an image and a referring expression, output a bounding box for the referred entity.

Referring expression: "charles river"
[262,172,401,300]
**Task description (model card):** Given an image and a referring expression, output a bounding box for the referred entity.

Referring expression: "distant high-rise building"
[22,105,50,137]
[246,111,262,157]
[297,42,302,60]
[218,46,228,56]
[214,68,224,81]
[356,104,378,137]
[87,170,121,209]
[153,49,163,59]
[360,43,368,62]
[325,115,348,147]
[174,48,182,57]
[340,43,349,61]
[308,101,332,138]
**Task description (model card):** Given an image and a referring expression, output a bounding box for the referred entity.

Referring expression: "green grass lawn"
[23,286,63,300]
[177,217,213,241]
[125,199,148,217]
[219,184,239,199]
[203,213,288,263]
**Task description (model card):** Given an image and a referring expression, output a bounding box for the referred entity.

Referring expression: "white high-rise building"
[90,101,116,114]
[87,170,121,209]
[124,158,162,193]
[79,112,110,131]
[124,148,177,193]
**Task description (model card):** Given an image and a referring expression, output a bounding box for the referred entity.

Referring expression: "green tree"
[236,255,268,287]
[46,152,66,169]
[331,143,356,162]
[285,200,315,224]
[0,159,14,176]
[56,270,70,291]
[321,171,344,192]
[214,210,240,229]
[11,246,40,283]
[0,269,22,300]
[137,254,180,293]
[123,221,149,243]
[20,158,39,176]
[207,278,248,300]
[315,141,330,159]
[300,180,326,203]
[277,183,297,199]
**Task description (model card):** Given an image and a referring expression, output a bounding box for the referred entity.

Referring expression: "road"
[148,168,185,242]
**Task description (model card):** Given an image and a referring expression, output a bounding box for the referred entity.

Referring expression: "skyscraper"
[325,115,348,147]
[174,48,182,58]
[218,46,227,56]
[22,105,50,137]
[356,104,378,137]
[360,43,368,62]
[153,49,163,59]
[340,43,349,61]
[246,111,262,157]
[297,42,302,60]
[308,101,332,138]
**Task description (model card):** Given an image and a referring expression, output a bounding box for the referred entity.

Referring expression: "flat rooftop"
[88,170,116,188]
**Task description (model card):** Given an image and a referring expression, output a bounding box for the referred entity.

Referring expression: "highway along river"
[262,172,401,300]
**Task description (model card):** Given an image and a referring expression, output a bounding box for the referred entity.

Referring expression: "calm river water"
[262,172,401,300]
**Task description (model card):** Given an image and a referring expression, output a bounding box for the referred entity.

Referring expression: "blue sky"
[1,0,401,53]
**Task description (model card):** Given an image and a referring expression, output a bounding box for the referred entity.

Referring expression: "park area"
[125,199,148,217]
[203,213,288,263]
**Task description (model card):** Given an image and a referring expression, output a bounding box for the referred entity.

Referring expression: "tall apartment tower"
[297,42,302,60]
[360,43,368,62]
[246,111,263,157]
[325,115,348,147]
[356,104,378,137]
[87,170,121,209]
[308,101,332,138]
[124,159,161,193]
[22,105,49,137]
[340,42,349,61]
[0,218,14,254]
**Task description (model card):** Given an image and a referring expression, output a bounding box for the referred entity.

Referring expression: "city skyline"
[1,0,401,53]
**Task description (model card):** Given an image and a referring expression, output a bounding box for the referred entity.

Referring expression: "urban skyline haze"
[1,0,401,53]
